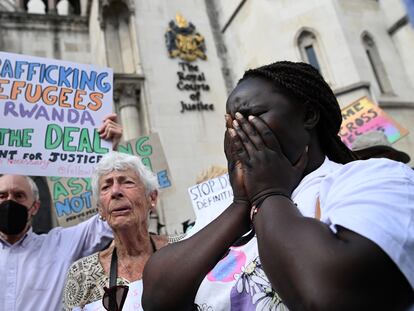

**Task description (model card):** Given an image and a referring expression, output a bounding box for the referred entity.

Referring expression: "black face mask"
[0,200,30,235]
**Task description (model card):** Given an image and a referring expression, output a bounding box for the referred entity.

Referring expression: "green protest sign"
[118,133,172,189]
[47,132,172,227]
[47,177,96,227]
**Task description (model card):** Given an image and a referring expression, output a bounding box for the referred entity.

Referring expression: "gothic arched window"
[362,32,393,95]
[297,29,332,84]
[297,30,322,71]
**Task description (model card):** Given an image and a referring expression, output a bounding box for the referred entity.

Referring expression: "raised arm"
[142,128,252,311]
[50,214,112,260]
[231,113,414,310]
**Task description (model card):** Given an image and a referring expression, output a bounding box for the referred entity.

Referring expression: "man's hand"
[98,113,123,150]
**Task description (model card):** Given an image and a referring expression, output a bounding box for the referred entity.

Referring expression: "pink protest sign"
[339,97,409,148]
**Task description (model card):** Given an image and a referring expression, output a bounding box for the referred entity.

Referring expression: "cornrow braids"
[240,61,357,164]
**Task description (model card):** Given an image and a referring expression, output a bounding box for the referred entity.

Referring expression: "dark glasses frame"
[102,285,129,311]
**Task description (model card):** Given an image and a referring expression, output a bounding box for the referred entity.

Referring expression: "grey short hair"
[26,176,40,201]
[0,174,39,201]
[92,152,158,197]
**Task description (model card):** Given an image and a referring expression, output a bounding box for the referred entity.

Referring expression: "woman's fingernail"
[228,128,237,137]
[225,114,232,127]
[305,145,309,152]
[233,120,239,128]
[248,115,255,121]
[235,112,243,119]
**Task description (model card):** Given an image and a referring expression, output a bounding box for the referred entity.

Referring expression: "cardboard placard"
[118,133,172,190]
[186,173,233,237]
[339,97,409,148]
[47,177,96,227]
[0,51,112,177]
[48,133,172,227]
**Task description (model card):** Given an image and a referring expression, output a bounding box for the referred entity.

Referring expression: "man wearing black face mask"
[0,174,114,311]
[0,199,37,237]
[0,114,122,311]
[0,175,41,239]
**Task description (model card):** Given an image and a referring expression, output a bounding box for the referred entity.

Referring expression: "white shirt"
[0,215,113,311]
[195,158,414,310]
[322,158,414,283]
[74,280,143,311]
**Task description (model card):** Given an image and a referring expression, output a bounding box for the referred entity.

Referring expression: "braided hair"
[240,61,357,164]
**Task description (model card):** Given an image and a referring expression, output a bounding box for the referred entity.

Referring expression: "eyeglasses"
[102,285,129,311]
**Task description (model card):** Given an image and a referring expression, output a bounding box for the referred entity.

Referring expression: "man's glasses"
[102,285,129,311]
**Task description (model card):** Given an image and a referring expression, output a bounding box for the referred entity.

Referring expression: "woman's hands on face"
[224,114,250,207]
[98,113,123,150]
[229,112,308,204]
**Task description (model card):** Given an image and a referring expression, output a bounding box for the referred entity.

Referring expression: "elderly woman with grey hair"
[63,152,168,311]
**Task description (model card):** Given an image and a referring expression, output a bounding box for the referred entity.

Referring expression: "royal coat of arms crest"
[165,14,207,62]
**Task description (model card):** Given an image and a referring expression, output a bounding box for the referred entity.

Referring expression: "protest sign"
[47,177,96,227]
[186,173,233,237]
[0,51,113,177]
[48,133,172,227]
[339,97,409,148]
[74,280,143,311]
[118,133,172,189]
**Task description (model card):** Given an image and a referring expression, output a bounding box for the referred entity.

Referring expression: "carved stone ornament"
[113,74,143,106]
[98,0,134,29]
[165,14,207,62]
[101,0,135,12]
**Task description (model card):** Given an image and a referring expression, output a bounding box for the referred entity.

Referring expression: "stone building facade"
[209,0,414,163]
[1,0,414,233]
[0,0,228,234]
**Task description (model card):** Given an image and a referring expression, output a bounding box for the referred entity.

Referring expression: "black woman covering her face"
[142,61,414,311]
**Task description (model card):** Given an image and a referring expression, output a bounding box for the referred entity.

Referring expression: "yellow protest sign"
[339,97,409,148]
